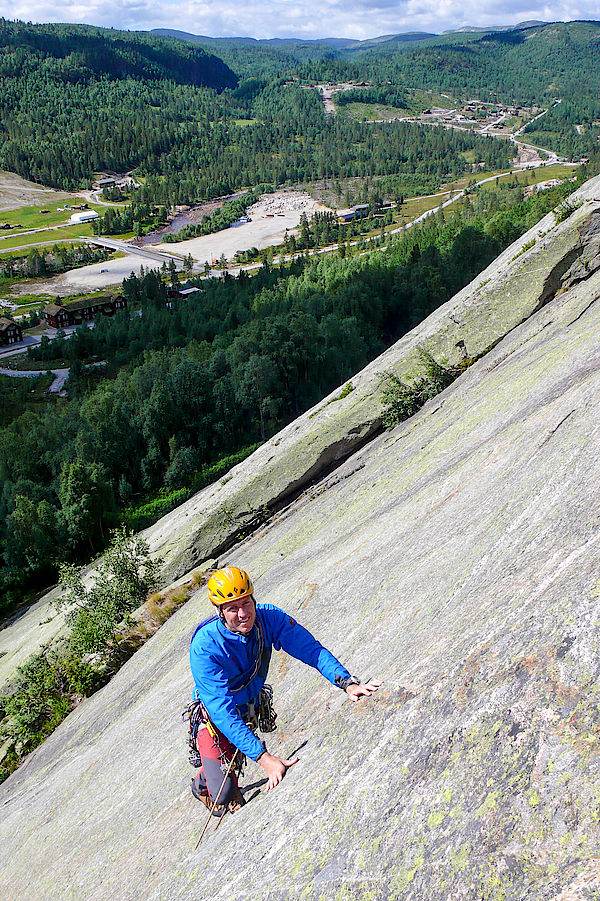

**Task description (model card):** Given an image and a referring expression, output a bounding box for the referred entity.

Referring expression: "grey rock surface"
[2,176,600,688]
[2,194,600,898]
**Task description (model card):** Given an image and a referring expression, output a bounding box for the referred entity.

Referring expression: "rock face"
[2,176,600,687]
[2,178,600,899]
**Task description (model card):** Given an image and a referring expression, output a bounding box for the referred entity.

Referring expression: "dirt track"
[0,171,72,212]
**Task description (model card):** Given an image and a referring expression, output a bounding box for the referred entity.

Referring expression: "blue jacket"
[189,603,351,760]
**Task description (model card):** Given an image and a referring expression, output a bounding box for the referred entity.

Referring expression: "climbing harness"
[183,615,277,762]
[182,697,246,777]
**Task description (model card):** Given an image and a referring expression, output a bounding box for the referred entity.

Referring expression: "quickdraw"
[257,684,277,733]
[182,699,205,768]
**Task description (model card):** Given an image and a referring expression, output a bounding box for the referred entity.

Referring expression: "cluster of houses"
[1,285,202,351]
[42,286,200,328]
[336,201,393,223]
[92,174,140,192]
[43,295,127,329]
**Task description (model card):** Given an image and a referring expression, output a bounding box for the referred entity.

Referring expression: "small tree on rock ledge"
[56,526,162,661]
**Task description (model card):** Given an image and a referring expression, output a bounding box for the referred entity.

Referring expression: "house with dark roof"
[43,295,127,329]
[0,316,22,346]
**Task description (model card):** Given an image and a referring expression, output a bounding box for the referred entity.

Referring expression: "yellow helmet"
[207,566,254,606]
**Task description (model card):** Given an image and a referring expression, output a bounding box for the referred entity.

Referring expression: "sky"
[0,0,598,41]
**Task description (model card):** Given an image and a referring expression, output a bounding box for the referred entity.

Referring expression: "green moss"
[427,809,447,828]
[511,237,536,260]
[475,789,500,816]
[309,381,355,418]
[450,844,471,876]
[390,860,424,897]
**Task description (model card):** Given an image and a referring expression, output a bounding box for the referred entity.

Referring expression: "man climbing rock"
[189,566,382,814]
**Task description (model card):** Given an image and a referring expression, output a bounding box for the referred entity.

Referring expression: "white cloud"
[0,0,598,39]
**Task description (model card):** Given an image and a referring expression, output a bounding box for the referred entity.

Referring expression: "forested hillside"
[1,20,598,202]
[183,22,600,168]
[350,23,600,102]
[0,20,511,200]
[346,22,600,164]
[0,21,238,189]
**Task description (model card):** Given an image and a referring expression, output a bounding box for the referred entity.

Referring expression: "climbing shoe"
[227,785,246,814]
[191,776,225,817]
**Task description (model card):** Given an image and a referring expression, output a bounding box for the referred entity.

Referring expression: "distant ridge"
[445,20,548,33]
[151,29,436,49]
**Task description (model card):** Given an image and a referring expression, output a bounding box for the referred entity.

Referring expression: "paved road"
[0,237,90,255]
[509,100,563,164]
[0,323,91,360]
[0,358,106,393]
[88,237,188,266]
[1,118,577,301]
[0,365,69,392]
[0,220,85,243]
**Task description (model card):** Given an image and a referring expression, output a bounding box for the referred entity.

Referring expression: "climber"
[188,566,382,814]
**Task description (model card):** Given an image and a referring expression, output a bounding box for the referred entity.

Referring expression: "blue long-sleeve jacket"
[189,603,351,760]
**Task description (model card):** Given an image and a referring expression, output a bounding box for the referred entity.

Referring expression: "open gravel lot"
[148,190,328,265]
[0,171,72,212]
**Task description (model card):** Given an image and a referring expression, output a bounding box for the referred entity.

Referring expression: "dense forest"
[0,178,580,608]
[0,20,598,206]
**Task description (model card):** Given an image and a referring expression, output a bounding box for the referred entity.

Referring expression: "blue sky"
[0,0,598,39]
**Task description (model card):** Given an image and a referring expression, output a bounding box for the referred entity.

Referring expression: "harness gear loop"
[181,699,205,768]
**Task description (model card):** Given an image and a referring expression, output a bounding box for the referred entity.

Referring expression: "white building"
[70,210,99,224]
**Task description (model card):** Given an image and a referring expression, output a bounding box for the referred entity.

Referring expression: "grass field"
[340,102,412,121]
[0,288,48,305]
[0,372,55,396]
[0,238,91,258]
[0,352,69,371]
[0,225,95,252]
[441,162,577,193]
[519,131,563,150]
[407,89,457,111]
[0,291,53,305]
[10,303,45,318]
[391,162,577,227]
[0,194,128,255]
[396,194,449,224]
[0,198,106,230]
